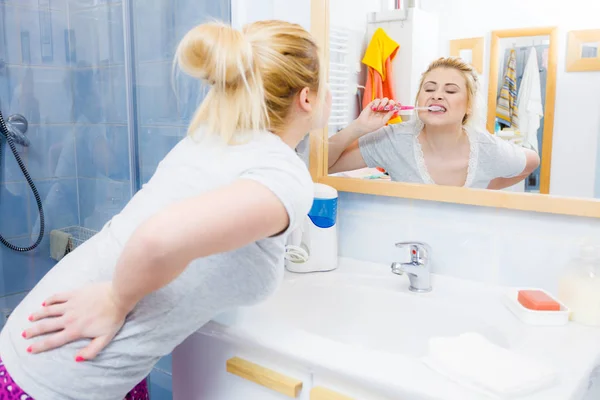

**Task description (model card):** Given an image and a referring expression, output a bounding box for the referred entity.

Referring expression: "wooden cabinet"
[226,356,304,398]
[310,386,355,400]
[311,373,394,400]
[173,331,395,400]
[173,332,311,400]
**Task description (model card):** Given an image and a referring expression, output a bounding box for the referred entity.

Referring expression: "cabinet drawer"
[227,356,303,398]
[312,373,394,400]
[174,332,311,400]
[311,386,354,400]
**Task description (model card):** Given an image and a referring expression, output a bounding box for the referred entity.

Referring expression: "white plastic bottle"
[558,241,600,326]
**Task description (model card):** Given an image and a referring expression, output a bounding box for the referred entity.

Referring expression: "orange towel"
[362,28,402,124]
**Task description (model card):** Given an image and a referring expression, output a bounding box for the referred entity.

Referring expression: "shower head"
[2,114,30,147]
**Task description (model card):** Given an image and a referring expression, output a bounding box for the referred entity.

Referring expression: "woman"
[0,20,330,399]
[328,57,539,189]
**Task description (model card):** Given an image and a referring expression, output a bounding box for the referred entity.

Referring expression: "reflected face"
[416,68,469,127]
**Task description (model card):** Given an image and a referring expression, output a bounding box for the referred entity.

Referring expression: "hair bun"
[177,21,253,87]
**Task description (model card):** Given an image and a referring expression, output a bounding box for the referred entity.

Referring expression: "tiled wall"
[69,1,131,232]
[0,0,77,301]
[133,0,231,187]
[337,192,600,294]
[1,0,230,398]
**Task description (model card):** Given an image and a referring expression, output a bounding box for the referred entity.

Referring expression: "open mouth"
[429,105,446,112]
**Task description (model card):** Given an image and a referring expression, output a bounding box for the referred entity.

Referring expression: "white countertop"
[192,258,600,400]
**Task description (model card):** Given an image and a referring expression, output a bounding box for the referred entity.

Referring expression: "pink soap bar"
[518,290,560,311]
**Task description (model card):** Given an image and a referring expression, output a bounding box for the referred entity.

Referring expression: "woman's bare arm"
[328,99,396,174]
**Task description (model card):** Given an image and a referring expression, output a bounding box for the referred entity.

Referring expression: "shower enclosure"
[0,0,231,397]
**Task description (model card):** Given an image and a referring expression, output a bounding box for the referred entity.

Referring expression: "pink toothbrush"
[373,105,445,112]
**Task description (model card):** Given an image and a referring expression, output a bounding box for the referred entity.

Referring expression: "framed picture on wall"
[450,37,484,74]
[566,29,600,72]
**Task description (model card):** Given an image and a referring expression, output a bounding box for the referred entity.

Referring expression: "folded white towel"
[423,333,557,399]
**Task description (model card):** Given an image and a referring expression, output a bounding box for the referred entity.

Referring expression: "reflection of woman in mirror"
[328,57,540,189]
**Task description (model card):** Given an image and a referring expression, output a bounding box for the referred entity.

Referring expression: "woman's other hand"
[23,282,129,362]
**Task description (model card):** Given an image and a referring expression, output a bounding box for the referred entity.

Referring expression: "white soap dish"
[503,287,570,326]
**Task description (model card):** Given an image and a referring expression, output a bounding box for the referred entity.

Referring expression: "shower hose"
[0,109,44,252]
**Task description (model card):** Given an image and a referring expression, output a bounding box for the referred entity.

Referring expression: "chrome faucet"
[391,242,432,293]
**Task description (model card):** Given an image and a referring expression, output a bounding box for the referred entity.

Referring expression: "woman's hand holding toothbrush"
[327,97,400,171]
[349,98,399,136]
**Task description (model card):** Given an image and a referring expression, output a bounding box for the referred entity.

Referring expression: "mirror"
[486,30,555,195]
[566,29,600,73]
[581,43,598,58]
[459,49,473,64]
[309,0,600,217]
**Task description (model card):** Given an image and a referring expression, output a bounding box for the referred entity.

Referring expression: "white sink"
[203,258,600,400]
[249,269,514,358]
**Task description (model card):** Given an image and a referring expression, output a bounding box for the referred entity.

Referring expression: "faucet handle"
[394,241,431,264]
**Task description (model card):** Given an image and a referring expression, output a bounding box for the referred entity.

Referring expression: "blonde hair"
[416,57,479,125]
[176,20,324,143]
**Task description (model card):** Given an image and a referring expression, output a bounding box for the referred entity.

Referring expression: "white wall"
[337,192,600,294]
[235,0,600,295]
[420,0,600,198]
[407,8,439,104]
[231,0,311,30]
[330,0,380,30]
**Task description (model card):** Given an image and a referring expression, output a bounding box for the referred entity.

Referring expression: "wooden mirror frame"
[450,37,484,74]
[486,27,558,195]
[566,29,600,72]
[309,0,600,218]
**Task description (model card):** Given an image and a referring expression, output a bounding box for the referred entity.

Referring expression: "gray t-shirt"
[358,121,527,189]
[0,129,313,400]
